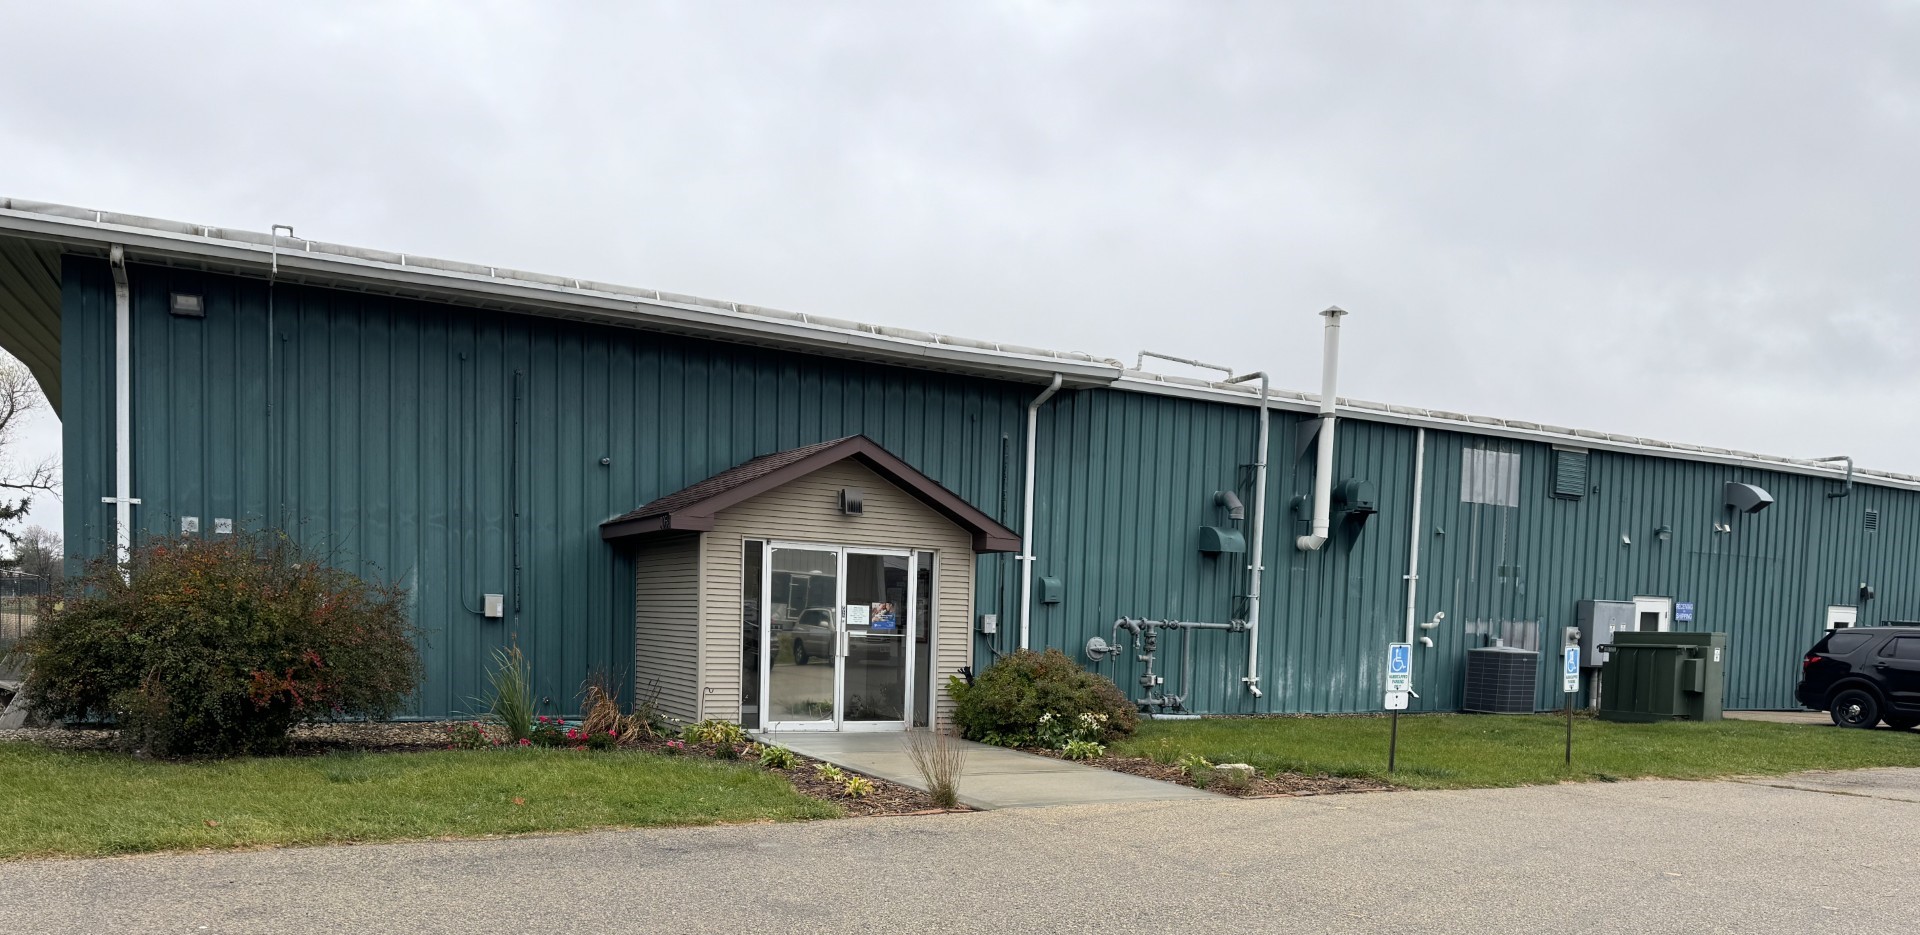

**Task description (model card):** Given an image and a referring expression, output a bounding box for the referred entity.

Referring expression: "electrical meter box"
[1576,599,1635,667]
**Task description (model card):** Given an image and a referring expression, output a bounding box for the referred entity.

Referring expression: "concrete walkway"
[756,730,1214,809]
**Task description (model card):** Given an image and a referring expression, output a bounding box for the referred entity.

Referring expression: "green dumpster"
[1597,631,1727,723]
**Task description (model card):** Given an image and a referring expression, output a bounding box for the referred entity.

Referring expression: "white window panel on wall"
[1461,448,1522,507]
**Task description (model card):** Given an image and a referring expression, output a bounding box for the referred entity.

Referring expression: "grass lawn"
[0,744,839,860]
[1111,714,1920,790]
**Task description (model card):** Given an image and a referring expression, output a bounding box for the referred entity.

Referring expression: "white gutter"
[1018,373,1064,650]
[0,206,1125,388]
[100,245,138,566]
[7,200,1907,494]
[1296,306,1348,551]
[1403,428,1425,645]
[1226,370,1269,697]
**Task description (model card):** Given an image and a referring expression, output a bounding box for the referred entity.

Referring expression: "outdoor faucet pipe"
[1018,373,1064,650]
[1226,370,1270,697]
[1296,307,1348,551]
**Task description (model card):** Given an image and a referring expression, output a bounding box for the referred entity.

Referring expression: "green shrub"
[758,744,798,769]
[25,532,421,757]
[947,648,1138,746]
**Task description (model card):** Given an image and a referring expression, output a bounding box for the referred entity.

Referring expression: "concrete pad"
[1726,709,1831,726]
[756,730,1214,809]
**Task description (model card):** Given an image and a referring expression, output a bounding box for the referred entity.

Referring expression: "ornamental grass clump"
[483,645,536,744]
[25,532,421,758]
[902,727,968,809]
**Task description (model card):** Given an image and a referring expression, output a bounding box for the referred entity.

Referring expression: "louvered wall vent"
[1552,448,1588,500]
[1865,509,1880,531]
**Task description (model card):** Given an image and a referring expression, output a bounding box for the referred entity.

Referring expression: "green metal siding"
[63,256,1030,718]
[61,254,1920,717]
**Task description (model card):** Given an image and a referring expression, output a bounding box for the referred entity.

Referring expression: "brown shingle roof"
[600,435,1020,552]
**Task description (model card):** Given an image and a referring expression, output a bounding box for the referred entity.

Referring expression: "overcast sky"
[3,1,1918,538]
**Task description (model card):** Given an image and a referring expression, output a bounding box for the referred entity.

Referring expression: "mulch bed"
[0,722,963,817]
[1029,748,1395,797]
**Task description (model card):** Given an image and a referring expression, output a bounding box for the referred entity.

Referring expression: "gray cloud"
[3,1,1917,536]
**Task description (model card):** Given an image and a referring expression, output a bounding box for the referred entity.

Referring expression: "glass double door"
[763,543,916,731]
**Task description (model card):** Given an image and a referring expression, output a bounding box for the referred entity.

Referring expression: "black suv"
[1797,626,1920,729]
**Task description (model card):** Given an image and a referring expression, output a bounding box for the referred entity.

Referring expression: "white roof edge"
[2,197,1908,492]
[1110,376,1918,493]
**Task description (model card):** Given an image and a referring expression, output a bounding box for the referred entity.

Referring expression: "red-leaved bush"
[25,532,420,757]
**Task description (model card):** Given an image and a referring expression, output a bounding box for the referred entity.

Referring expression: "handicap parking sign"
[1386,642,1412,692]
[1563,647,1580,692]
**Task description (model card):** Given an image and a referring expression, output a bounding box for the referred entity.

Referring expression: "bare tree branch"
[0,358,59,545]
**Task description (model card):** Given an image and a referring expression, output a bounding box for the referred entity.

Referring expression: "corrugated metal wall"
[63,256,1028,718]
[62,255,1920,717]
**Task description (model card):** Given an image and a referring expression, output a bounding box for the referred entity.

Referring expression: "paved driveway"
[3,770,1916,935]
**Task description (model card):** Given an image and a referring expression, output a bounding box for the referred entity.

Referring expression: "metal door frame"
[758,540,917,732]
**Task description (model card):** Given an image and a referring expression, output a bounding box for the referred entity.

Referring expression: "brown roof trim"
[601,435,1021,552]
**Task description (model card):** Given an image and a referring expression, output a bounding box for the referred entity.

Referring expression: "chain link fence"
[0,572,48,650]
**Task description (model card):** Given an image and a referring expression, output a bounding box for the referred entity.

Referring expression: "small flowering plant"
[663,739,688,756]
[444,721,504,750]
[1037,711,1108,750]
[530,715,573,748]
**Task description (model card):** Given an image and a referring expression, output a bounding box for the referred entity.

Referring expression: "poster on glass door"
[869,602,898,632]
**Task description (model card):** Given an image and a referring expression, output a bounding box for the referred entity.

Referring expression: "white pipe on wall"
[1227,370,1269,697]
[1018,373,1064,650]
[101,246,138,566]
[1403,428,1425,645]
[1296,306,1347,551]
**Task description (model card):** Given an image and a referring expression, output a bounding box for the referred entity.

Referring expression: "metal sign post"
[1385,643,1412,773]
[1563,646,1580,766]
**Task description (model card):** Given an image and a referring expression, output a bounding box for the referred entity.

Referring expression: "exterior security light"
[1656,524,1672,542]
[169,292,205,318]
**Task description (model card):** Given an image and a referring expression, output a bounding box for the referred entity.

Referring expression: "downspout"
[1295,306,1348,551]
[1018,373,1064,650]
[101,246,138,566]
[1403,428,1426,645]
[1815,456,1853,498]
[1226,370,1269,697]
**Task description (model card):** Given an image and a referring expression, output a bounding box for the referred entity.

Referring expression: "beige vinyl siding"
[632,532,703,724]
[703,459,975,727]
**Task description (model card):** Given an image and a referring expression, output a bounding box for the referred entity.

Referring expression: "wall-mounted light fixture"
[1620,533,1632,546]
[169,292,205,318]
[1655,524,1672,542]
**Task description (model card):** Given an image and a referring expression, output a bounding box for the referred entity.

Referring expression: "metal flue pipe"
[1296,306,1348,551]
[1226,370,1270,697]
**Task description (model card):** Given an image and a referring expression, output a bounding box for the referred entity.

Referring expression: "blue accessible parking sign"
[1386,642,1412,693]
